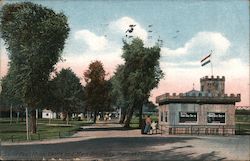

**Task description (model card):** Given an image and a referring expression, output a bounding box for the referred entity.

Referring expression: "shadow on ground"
[1,136,226,160]
[79,126,138,131]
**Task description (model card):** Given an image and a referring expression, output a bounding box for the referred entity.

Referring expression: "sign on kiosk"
[207,112,225,123]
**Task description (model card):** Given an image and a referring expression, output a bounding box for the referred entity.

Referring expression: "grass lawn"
[235,114,250,135]
[235,114,250,123]
[0,118,92,142]
[1,114,249,142]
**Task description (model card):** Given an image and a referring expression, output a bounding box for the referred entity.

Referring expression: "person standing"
[144,115,152,134]
[141,115,146,134]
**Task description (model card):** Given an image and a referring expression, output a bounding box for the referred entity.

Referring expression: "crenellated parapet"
[200,75,225,82]
[156,75,241,105]
[156,92,241,104]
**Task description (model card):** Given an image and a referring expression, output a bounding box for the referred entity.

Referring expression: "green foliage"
[236,109,250,115]
[118,38,164,126]
[48,68,84,113]
[111,65,128,110]
[236,114,250,122]
[144,101,158,112]
[0,73,22,106]
[122,38,164,102]
[84,61,111,114]
[0,2,70,108]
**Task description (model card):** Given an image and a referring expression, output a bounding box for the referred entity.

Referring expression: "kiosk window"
[160,112,164,122]
[179,112,197,123]
[207,112,225,123]
[165,112,168,122]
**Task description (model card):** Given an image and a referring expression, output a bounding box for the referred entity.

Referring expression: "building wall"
[42,110,57,119]
[158,103,235,135]
[159,103,235,126]
[200,76,225,96]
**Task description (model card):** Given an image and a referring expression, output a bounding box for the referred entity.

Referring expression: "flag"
[201,54,211,66]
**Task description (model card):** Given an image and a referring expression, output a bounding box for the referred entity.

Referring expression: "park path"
[74,120,143,138]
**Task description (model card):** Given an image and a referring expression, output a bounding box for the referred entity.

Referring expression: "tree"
[0,2,70,133]
[0,71,22,107]
[121,38,164,127]
[48,68,84,124]
[84,60,110,123]
[0,71,24,122]
[111,65,129,123]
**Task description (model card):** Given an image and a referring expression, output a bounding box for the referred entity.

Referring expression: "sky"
[0,0,249,106]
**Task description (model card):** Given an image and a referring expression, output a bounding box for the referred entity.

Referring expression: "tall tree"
[111,65,129,123]
[48,68,84,124]
[121,38,164,127]
[0,2,69,133]
[0,71,24,121]
[84,60,110,123]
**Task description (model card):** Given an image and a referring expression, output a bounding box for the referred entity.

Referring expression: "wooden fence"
[159,125,236,136]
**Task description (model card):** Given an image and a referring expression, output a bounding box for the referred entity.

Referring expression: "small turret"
[200,75,225,96]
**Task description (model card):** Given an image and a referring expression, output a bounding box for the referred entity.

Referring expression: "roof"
[185,89,204,97]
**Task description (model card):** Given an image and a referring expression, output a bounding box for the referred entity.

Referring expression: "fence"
[159,125,238,136]
[2,131,75,142]
[235,123,250,135]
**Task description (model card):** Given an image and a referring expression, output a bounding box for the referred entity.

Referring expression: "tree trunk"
[21,112,24,122]
[10,105,12,125]
[66,112,69,125]
[124,106,134,128]
[16,112,19,123]
[119,108,127,124]
[30,109,37,134]
[62,112,67,121]
[119,112,126,124]
[93,111,97,123]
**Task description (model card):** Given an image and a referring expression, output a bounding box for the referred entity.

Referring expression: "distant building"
[156,76,241,135]
[42,109,56,119]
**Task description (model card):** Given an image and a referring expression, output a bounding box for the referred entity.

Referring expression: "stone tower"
[200,76,225,96]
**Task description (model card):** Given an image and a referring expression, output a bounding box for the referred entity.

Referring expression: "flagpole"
[210,50,213,76]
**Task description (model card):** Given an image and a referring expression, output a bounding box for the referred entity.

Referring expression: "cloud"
[154,31,245,106]
[109,16,148,41]
[69,20,130,80]
[71,27,247,106]
[56,48,123,85]
[219,58,248,77]
[74,29,108,51]
[161,32,231,57]
[70,16,149,78]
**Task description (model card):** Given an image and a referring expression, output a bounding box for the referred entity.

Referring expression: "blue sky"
[1,0,249,105]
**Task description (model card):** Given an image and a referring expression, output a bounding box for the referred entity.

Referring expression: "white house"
[42,109,57,119]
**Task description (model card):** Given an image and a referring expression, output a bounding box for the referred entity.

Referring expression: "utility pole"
[210,50,214,76]
[26,107,29,140]
[36,109,38,126]
[16,111,19,123]
[249,46,250,107]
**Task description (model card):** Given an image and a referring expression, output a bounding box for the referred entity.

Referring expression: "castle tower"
[200,76,225,96]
